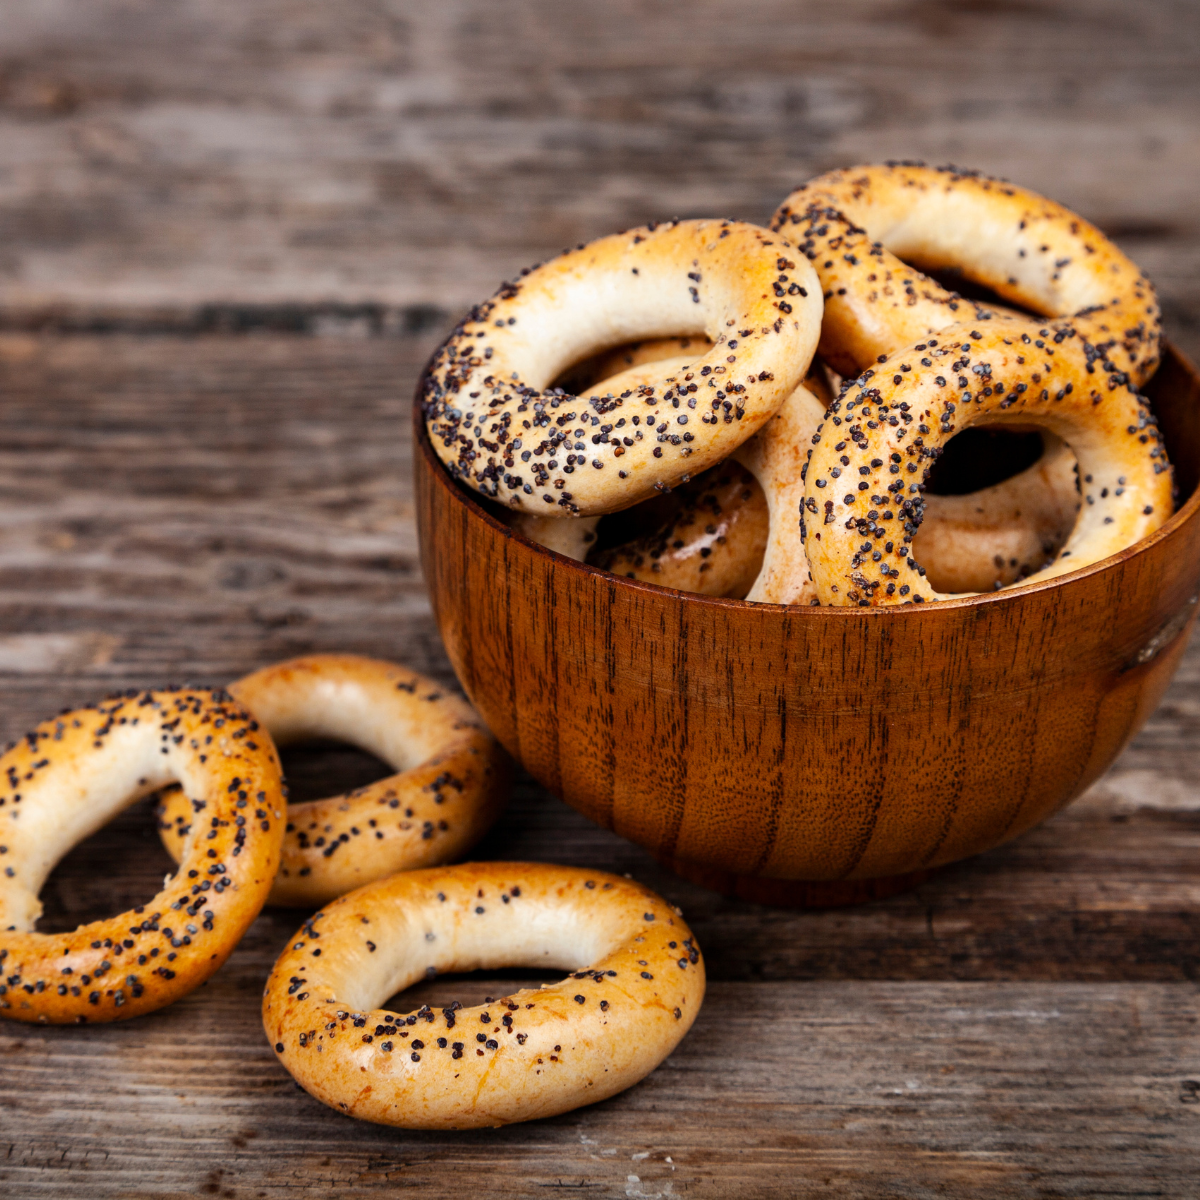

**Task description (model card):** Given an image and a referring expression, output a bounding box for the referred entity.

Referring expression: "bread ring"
[422,219,822,516]
[913,432,1080,593]
[509,351,703,562]
[725,426,1079,600]
[733,378,831,604]
[591,459,768,596]
[0,689,283,1024]
[513,340,749,574]
[768,165,1168,604]
[799,320,1171,605]
[262,862,705,1129]
[738,384,1082,603]
[773,162,1160,387]
[510,512,600,562]
[157,656,510,907]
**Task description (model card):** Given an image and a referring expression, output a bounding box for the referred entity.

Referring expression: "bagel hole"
[588,489,682,556]
[36,795,177,934]
[277,739,393,804]
[551,335,713,395]
[914,427,1081,593]
[382,968,571,1016]
[924,427,1047,496]
[917,266,1047,322]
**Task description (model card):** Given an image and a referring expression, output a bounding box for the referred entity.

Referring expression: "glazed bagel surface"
[525,335,1081,601]
[773,162,1161,387]
[263,862,705,1129]
[590,459,769,596]
[422,219,822,516]
[769,164,1169,604]
[0,689,284,1024]
[158,655,510,907]
[733,376,831,604]
[799,321,1171,604]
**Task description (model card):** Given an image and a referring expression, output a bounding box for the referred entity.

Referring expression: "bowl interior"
[425,343,1200,611]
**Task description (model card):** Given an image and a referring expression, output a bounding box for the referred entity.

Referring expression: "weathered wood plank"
[0,0,1196,361]
[3,976,1198,1198]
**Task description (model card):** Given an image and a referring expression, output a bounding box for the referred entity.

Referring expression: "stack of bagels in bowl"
[424,162,1171,607]
[416,161,1200,905]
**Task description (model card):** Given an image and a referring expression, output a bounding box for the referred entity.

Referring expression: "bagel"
[799,320,1171,604]
[158,656,510,907]
[739,389,1081,602]
[263,863,705,1129]
[422,219,822,516]
[773,162,1160,387]
[510,512,600,562]
[733,376,831,604]
[769,165,1167,604]
[0,689,283,1024]
[517,339,773,590]
[590,459,768,596]
[509,354,695,561]
[510,340,709,561]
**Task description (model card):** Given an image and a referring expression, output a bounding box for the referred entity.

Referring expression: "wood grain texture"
[0,333,1198,1198]
[0,0,1196,362]
[5,976,1200,1198]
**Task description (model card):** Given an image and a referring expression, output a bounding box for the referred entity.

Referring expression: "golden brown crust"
[571,342,1079,603]
[510,512,600,561]
[590,461,768,596]
[773,162,1160,387]
[158,656,511,907]
[262,863,705,1129]
[769,163,1169,605]
[422,220,821,516]
[508,346,712,564]
[800,321,1172,605]
[734,381,830,603]
[0,689,284,1024]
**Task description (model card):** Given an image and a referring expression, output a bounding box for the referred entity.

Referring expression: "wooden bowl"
[414,346,1200,906]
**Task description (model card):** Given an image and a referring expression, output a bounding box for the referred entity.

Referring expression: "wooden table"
[1,3,1198,1196]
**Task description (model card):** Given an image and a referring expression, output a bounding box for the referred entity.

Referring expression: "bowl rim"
[415,342,1200,619]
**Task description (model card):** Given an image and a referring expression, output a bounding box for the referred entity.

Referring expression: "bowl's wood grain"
[416,346,1200,900]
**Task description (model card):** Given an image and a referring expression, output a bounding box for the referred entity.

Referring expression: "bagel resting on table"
[158,655,510,907]
[263,862,705,1129]
[0,688,284,1024]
